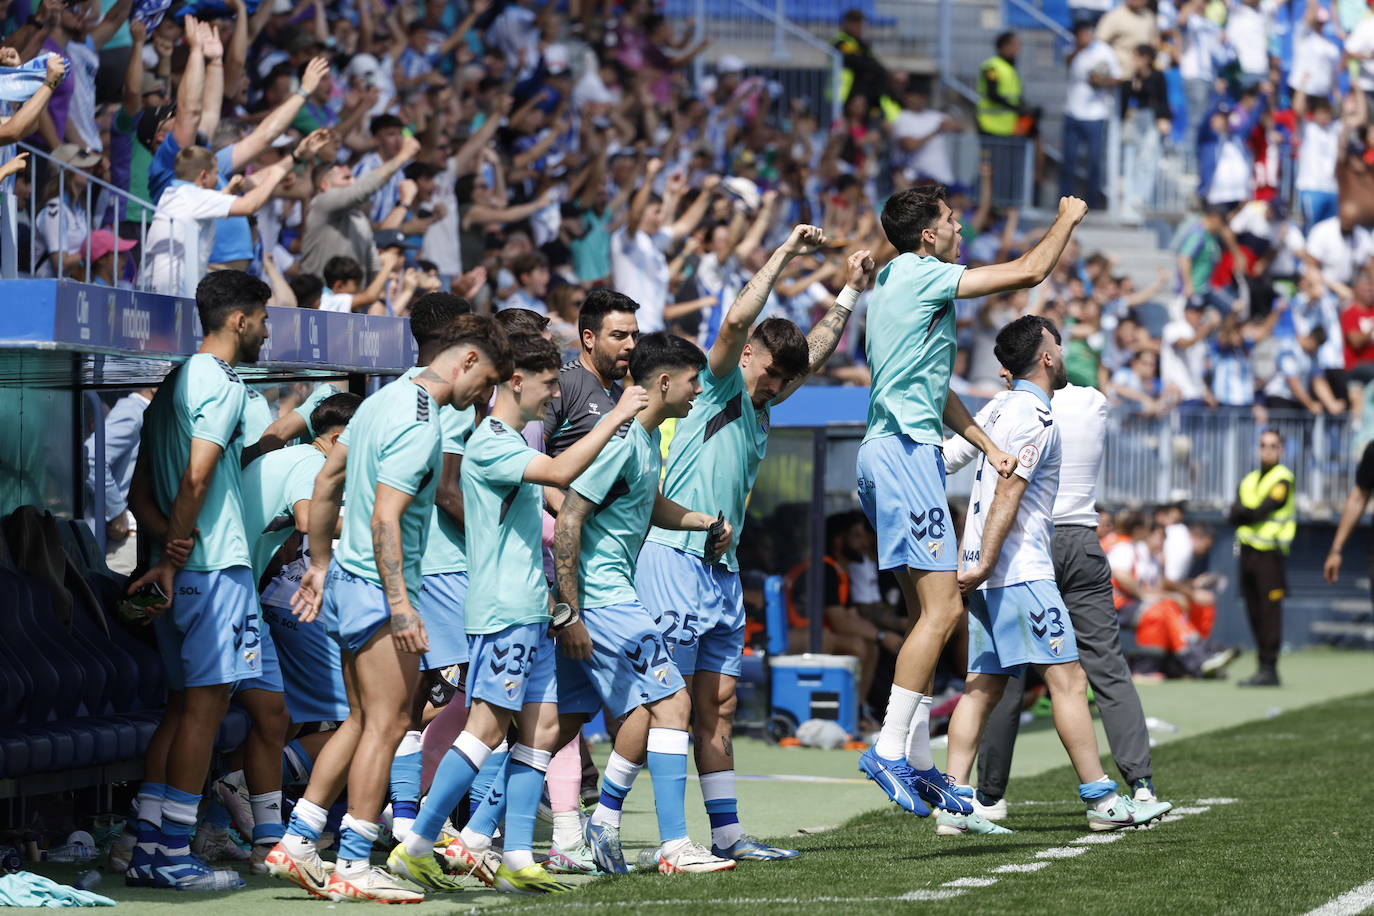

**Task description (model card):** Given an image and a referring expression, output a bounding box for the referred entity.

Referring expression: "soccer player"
[122,270,271,891]
[940,316,1172,832]
[274,314,510,903]
[233,392,361,867]
[387,334,649,894]
[856,188,1087,818]
[635,225,871,860]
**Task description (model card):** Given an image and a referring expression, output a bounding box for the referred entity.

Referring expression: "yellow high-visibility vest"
[977,55,1021,136]
[1236,463,1295,554]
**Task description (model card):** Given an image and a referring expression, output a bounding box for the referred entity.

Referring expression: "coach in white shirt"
[145,145,294,298]
[1062,22,1121,209]
[946,374,1159,813]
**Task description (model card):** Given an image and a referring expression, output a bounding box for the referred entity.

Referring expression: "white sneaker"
[657,841,737,874]
[192,823,251,862]
[971,794,1008,822]
[325,865,426,903]
[213,772,254,840]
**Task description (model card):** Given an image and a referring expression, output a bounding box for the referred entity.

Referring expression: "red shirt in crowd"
[1341,300,1374,368]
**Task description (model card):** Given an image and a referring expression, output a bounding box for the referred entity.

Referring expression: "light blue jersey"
[863,252,966,446]
[568,420,660,608]
[334,369,442,605]
[645,366,766,572]
[421,404,476,576]
[242,385,273,446]
[241,444,326,580]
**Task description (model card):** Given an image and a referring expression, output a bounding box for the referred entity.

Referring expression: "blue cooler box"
[770,654,859,736]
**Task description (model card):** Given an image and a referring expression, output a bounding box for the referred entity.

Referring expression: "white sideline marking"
[1070,833,1124,845]
[1303,879,1374,916]
[993,862,1051,873]
[944,877,998,888]
[1171,806,1212,815]
[1035,846,1089,859]
[1194,797,1238,804]
[899,890,966,900]
[491,892,967,911]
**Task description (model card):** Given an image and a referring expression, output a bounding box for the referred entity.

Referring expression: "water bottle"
[635,846,660,871]
[0,846,22,874]
[45,843,98,864]
[174,869,246,892]
[74,869,102,890]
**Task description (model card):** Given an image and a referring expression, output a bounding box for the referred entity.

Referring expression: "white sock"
[392,816,414,839]
[904,695,935,770]
[250,791,283,831]
[282,834,318,856]
[659,837,689,858]
[875,685,923,760]
[459,826,492,851]
[1087,776,1119,812]
[336,858,369,878]
[699,770,742,850]
[502,848,534,871]
[290,798,328,837]
[590,752,643,829]
[552,811,581,848]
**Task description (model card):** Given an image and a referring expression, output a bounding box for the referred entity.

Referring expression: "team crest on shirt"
[504,678,521,700]
[587,400,601,416]
[654,668,671,687]
[244,648,259,668]
[1049,637,1064,657]
[1018,444,1040,468]
[927,540,944,561]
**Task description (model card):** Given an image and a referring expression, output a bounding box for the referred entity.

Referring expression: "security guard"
[977,32,1024,137]
[1227,429,1295,687]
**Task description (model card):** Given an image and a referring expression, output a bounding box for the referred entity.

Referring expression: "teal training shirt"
[569,420,661,608]
[863,252,966,446]
[242,385,273,446]
[142,353,250,571]
[334,369,442,605]
[421,404,476,576]
[645,365,767,572]
[461,415,549,634]
[241,443,326,580]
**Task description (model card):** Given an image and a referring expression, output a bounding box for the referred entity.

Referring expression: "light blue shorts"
[856,435,958,572]
[261,601,349,724]
[968,579,1080,676]
[154,567,261,690]
[635,541,744,678]
[235,620,284,695]
[556,600,685,719]
[416,572,469,672]
[321,561,390,654]
[466,623,558,712]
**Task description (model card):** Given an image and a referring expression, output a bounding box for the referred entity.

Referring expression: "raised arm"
[522,388,649,488]
[709,224,826,378]
[0,55,65,144]
[956,196,1088,299]
[226,157,294,216]
[732,191,778,262]
[120,21,146,116]
[90,0,133,49]
[626,157,664,236]
[668,173,718,241]
[774,247,875,404]
[198,21,225,142]
[230,57,329,169]
[172,16,207,149]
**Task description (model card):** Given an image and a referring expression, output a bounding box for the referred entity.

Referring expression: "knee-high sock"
[389,730,424,835]
[337,814,379,875]
[904,695,935,771]
[546,738,582,846]
[284,797,328,843]
[463,750,510,840]
[159,786,199,856]
[249,791,284,844]
[467,740,509,820]
[589,751,642,829]
[421,698,469,794]
[405,731,493,855]
[501,744,552,871]
[875,685,922,761]
[699,770,741,850]
[646,728,689,847]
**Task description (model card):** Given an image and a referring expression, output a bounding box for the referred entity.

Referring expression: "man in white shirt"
[940,316,1171,835]
[1225,0,1271,86]
[1161,302,1219,407]
[1288,6,1341,107]
[1343,5,1374,95]
[892,79,962,187]
[145,145,293,298]
[1296,98,1341,229]
[950,380,1162,819]
[1304,206,1374,299]
[1062,22,1121,209]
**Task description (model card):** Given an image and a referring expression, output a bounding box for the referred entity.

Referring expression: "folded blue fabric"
[0,872,116,907]
[0,53,63,104]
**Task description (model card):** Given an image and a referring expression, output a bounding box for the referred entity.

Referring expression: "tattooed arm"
[553,490,595,660]
[773,248,876,405]
[708,224,828,379]
[372,483,428,654]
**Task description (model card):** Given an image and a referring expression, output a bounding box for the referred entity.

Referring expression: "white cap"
[717,54,745,74]
[544,43,570,75]
[271,0,292,14]
[345,53,381,81]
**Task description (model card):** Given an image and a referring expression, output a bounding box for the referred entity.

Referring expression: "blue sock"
[337,814,378,863]
[204,794,233,829]
[284,798,328,843]
[1079,777,1118,803]
[410,732,492,845]
[465,755,510,838]
[159,786,201,855]
[502,746,551,860]
[282,739,314,787]
[467,746,509,819]
[646,729,689,845]
[389,730,423,824]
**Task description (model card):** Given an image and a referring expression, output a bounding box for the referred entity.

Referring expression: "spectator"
[976,32,1026,137]
[1176,206,1240,311]
[62,0,131,152]
[1209,312,1259,413]
[891,76,962,189]
[1198,81,1267,210]
[1296,97,1341,229]
[1304,202,1374,299]
[832,8,895,119]
[1121,43,1170,219]
[85,228,137,287]
[289,273,324,311]
[33,143,97,277]
[1264,324,1344,413]
[1070,0,1113,30]
[1063,20,1121,209]
[298,133,420,282]
[1161,301,1221,408]
[1096,0,1158,79]
[352,113,407,227]
[0,50,65,146]
[1288,0,1341,116]
[1110,348,1168,415]
[502,251,550,315]
[319,251,400,314]
[1174,0,1229,150]
[1341,269,1374,383]
[144,144,294,297]
[1226,0,1272,89]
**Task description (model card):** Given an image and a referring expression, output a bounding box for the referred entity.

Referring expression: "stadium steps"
[1074,218,1179,294]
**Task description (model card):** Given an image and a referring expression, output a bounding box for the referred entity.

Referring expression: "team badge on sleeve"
[1018,444,1040,468]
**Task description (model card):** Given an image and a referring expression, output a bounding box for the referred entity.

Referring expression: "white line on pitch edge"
[943,877,998,888]
[1302,878,1374,916]
[1035,846,1089,859]
[992,862,1051,873]
[1070,833,1124,844]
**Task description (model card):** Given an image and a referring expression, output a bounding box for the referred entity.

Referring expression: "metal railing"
[686,0,844,127]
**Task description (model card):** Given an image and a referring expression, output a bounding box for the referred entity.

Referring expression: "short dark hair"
[196,270,270,332]
[309,391,362,435]
[994,315,1060,377]
[881,185,947,253]
[437,313,513,379]
[495,307,551,337]
[629,331,705,382]
[455,173,481,206]
[323,256,363,288]
[995,30,1017,51]
[508,332,560,374]
[312,161,339,191]
[842,8,864,24]
[1260,427,1283,443]
[289,273,323,309]
[578,287,640,336]
[511,251,549,283]
[370,114,404,134]
[404,161,439,181]
[409,293,472,347]
[748,317,809,378]
[173,145,217,181]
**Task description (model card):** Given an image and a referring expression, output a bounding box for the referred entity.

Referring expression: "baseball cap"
[717,54,745,74]
[52,143,100,169]
[374,229,419,251]
[137,103,176,151]
[543,43,570,75]
[86,229,137,262]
